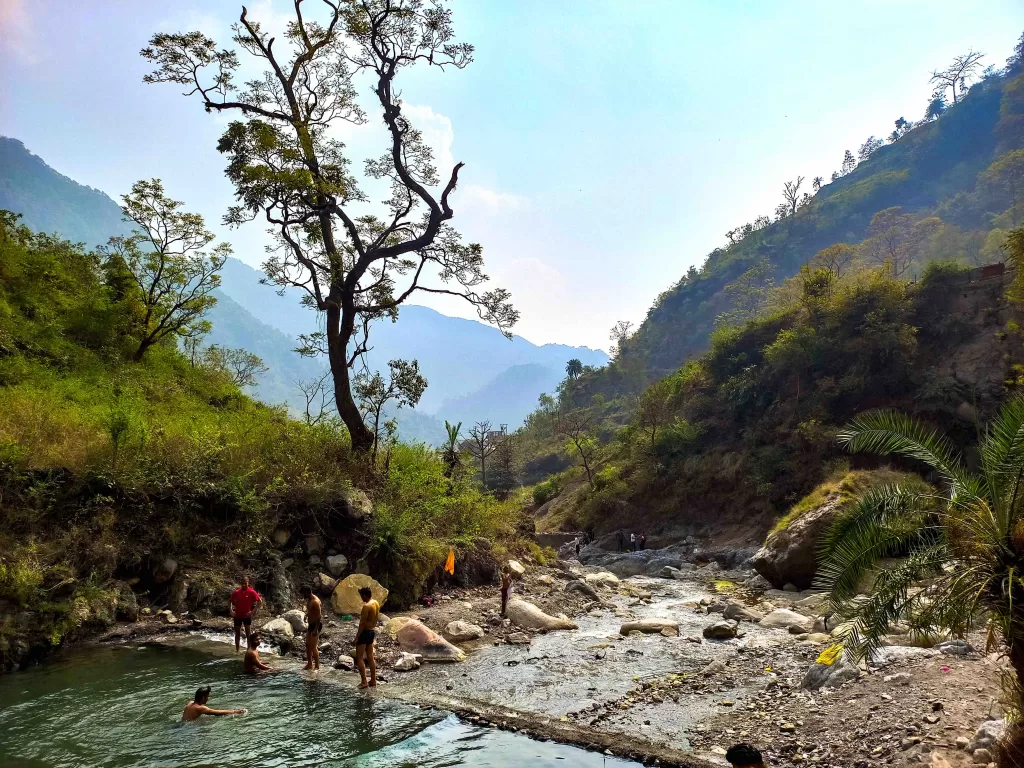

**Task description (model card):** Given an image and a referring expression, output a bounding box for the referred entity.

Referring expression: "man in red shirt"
[229,575,262,652]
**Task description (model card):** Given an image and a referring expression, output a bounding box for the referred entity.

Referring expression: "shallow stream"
[0,642,638,767]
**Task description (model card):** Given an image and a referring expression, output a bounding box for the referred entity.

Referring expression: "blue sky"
[1,0,1022,350]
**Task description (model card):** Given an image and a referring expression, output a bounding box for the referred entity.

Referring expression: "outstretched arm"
[199,705,245,716]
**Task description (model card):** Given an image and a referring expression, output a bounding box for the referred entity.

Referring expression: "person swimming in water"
[243,633,273,674]
[182,686,245,721]
[354,586,379,689]
[300,585,323,671]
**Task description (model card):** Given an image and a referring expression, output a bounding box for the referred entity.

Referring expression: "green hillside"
[522,62,1024,542]
[0,214,525,671]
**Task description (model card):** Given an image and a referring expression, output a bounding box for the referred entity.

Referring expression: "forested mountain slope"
[522,55,1024,547]
[586,64,1024,397]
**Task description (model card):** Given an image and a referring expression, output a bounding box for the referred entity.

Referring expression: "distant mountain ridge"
[0,136,608,441]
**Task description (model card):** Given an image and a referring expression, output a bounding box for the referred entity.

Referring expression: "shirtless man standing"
[354,586,379,689]
[243,632,273,674]
[300,586,323,671]
[182,686,245,721]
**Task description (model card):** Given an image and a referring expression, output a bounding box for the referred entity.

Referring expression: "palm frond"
[837,410,967,489]
[980,395,1024,531]
[816,482,936,604]
[829,543,948,662]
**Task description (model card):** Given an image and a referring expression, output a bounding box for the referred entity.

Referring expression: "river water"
[0,642,638,768]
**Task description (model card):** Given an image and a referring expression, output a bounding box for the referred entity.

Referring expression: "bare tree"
[782,176,805,217]
[862,207,941,278]
[202,345,269,387]
[467,420,498,487]
[103,179,227,361]
[930,50,985,105]
[354,359,427,460]
[557,410,597,487]
[297,369,332,426]
[142,1,517,452]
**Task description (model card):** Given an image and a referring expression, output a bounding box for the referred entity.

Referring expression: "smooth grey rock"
[271,527,290,548]
[281,609,307,634]
[619,618,679,635]
[760,609,813,633]
[444,620,485,643]
[968,720,1007,753]
[723,603,763,622]
[801,654,860,690]
[262,617,295,638]
[702,620,738,640]
[153,558,178,584]
[326,554,349,577]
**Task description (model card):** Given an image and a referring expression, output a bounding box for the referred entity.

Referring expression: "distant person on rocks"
[229,575,262,653]
[630,532,636,552]
[243,632,273,674]
[300,585,323,671]
[726,743,766,767]
[500,566,513,616]
[617,531,625,551]
[354,586,380,689]
[640,531,647,550]
[182,686,245,721]
[575,538,581,558]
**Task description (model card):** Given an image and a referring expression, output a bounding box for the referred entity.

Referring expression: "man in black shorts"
[354,586,379,688]
[299,585,323,671]
[229,575,262,652]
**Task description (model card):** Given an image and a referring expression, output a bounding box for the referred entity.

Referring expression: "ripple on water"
[0,644,638,768]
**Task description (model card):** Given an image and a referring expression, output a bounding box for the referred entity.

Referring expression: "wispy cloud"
[0,0,39,65]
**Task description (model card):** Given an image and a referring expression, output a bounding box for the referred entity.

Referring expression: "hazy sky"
[1,0,1022,350]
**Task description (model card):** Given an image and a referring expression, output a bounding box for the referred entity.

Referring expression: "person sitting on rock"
[354,586,379,689]
[726,743,766,767]
[182,686,245,721]
[300,585,323,672]
[243,633,273,674]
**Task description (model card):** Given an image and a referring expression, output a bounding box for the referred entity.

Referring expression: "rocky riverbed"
[97,549,1012,767]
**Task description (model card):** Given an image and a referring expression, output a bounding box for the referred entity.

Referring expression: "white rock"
[326,554,349,578]
[261,617,295,638]
[619,618,679,635]
[334,655,355,671]
[760,609,814,633]
[723,603,764,622]
[536,574,554,586]
[444,620,485,643]
[507,560,526,579]
[394,652,422,671]
[968,720,1007,753]
[584,571,620,588]
[280,609,307,634]
[506,598,577,631]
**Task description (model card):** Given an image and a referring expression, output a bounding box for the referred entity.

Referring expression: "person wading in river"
[243,632,274,674]
[300,585,323,671]
[354,586,379,689]
[182,686,245,721]
[500,566,513,616]
[726,744,767,767]
[229,575,262,653]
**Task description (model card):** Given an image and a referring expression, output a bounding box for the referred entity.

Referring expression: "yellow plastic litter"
[816,644,843,666]
[444,548,455,575]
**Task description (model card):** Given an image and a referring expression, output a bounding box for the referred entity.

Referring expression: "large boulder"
[506,598,578,631]
[703,620,738,639]
[968,720,1007,753]
[313,572,338,596]
[342,487,373,520]
[271,527,291,548]
[326,554,349,578]
[331,574,389,616]
[584,571,620,588]
[760,608,814,633]
[801,651,860,691]
[261,616,295,638]
[507,560,526,579]
[153,558,178,585]
[644,555,684,576]
[620,618,679,635]
[281,609,307,634]
[444,620,485,643]
[394,618,465,662]
[723,603,764,622]
[564,579,603,602]
[752,493,843,590]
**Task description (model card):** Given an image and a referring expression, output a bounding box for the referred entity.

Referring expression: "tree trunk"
[326,302,374,452]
